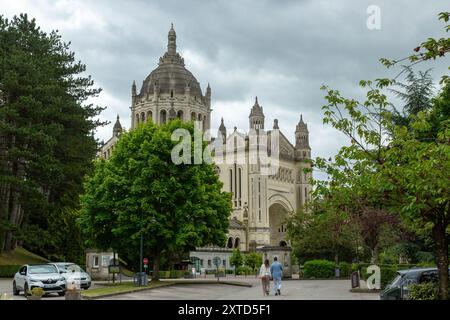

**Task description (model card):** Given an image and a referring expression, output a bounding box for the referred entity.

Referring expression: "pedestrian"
[259,259,271,296]
[270,256,283,296]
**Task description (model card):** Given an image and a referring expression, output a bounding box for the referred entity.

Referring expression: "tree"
[287,198,360,264]
[244,251,262,276]
[229,248,243,275]
[79,120,232,280]
[380,110,450,299]
[0,14,103,255]
[391,66,434,126]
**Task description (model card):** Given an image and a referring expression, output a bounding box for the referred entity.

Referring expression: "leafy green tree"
[229,248,243,275]
[391,66,434,126]
[287,198,361,264]
[0,14,103,255]
[79,120,232,280]
[380,111,450,299]
[244,251,262,276]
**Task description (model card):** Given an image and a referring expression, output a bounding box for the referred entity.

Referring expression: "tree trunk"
[370,248,379,265]
[432,221,449,300]
[152,255,160,281]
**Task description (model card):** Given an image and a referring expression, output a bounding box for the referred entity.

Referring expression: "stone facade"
[99,25,312,278]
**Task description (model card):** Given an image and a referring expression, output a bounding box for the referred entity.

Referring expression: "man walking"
[270,256,283,296]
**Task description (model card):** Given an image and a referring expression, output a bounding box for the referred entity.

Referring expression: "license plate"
[44,284,56,288]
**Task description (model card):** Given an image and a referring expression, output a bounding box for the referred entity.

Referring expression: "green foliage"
[287,200,360,265]
[236,265,253,276]
[303,260,335,279]
[338,262,350,277]
[30,287,45,297]
[0,265,21,278]
[409,282,439,300]
[244,252,262,272]
[79,120,232,279]
[0,14,104,256]
[229,248,243,269]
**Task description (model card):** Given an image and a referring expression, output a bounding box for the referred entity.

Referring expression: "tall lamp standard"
[139,210,144,284]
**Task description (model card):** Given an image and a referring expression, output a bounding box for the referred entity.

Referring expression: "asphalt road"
[0,278,379,300]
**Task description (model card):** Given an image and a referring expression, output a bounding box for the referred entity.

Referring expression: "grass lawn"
[0,247,48,265]
[81,281,175,298]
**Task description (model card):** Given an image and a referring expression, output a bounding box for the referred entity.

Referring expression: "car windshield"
[57,264,85,273]
[387,274,403,288]
[29,265,58,274]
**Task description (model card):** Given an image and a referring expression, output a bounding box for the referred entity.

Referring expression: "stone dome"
[138,24,204,100]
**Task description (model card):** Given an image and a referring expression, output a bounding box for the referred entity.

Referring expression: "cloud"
[1,0,448,181]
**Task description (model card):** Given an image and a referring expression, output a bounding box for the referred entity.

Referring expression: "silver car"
[13,264,66,297]
[48,262,91,290]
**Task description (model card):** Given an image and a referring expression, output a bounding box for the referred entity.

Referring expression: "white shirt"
[259,264,271,277]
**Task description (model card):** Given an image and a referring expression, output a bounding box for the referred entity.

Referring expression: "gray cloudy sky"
[1,0,448,178]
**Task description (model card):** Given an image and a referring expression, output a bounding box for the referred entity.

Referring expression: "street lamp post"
[139,210,144,284]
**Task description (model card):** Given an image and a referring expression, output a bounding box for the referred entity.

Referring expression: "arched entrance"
[269,203,289,247]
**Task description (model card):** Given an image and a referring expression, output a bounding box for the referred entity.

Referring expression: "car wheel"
[12,281,19,296]
[58,291,65,297]
[23,283,29,297]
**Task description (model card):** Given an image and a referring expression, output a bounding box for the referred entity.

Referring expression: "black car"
[380,267,447,300]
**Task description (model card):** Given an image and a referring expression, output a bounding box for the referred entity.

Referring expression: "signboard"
[143,258,149,265]
[108,265,120,274]
[351,271,360,288]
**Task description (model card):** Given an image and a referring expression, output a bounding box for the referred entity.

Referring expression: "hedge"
[0,265,21,278]
[303,260,335,278]
[338,262,351,278]
[236,266,254,276]
[408,282,438,300]
[156,270,185,279]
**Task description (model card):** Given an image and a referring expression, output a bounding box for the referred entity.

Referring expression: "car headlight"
[59,277,66,281]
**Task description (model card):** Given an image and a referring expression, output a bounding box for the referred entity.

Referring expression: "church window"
[234,238,240,248]
[191,112,196,121]
[136,114,139,125]
[147,111,152,122]
[229,169,233,194]
[238,168,242,204]
[177,110,183,120]
[200,259,204,267]
[141,112,145,122]
[227,237,233,249]
[171,90,173,98]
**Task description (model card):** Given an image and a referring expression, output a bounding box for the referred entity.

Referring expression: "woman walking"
[259,259,271,296]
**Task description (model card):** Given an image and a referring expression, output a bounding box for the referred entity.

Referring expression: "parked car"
[380,267,447,300]
[13,264,66,297]
[48,262,92,290]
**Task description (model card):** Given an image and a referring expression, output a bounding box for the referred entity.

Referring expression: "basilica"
[99,25,312,277]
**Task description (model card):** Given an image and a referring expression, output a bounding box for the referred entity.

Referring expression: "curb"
[81,282,175,300]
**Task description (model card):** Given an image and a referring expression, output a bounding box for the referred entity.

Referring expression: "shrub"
[415,251,435,264]
[0,265,21,278]
[338,262,351,278]
[226,269,234,275]
[30,287,45,297]
[236,266,253,276]
[303,260,335,278]
[408,282,438,300]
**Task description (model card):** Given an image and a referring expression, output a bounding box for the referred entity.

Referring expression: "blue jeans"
[273,276,281,293]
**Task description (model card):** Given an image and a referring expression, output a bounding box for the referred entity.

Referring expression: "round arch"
[268,194,294,213]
